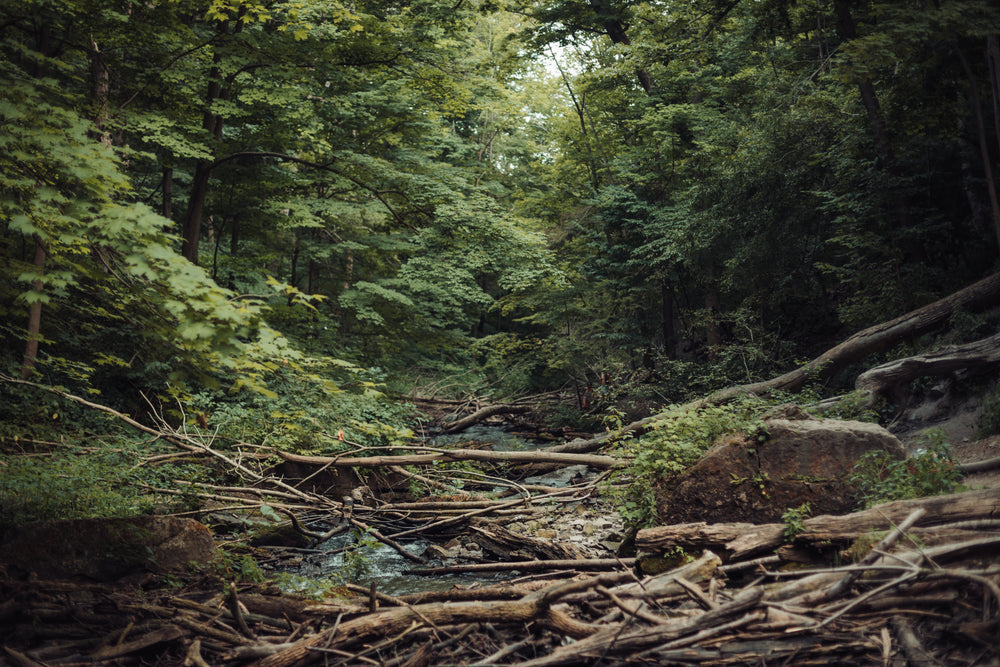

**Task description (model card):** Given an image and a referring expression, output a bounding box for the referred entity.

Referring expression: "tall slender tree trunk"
[549,45,600,190]
[956,44,1000,250]
[661,282,676,359]
[162,166,173,218]
[588,0,653,92]
[834,0,911,304]
[182,16,238,265]
[987,36,1000,160]
[182,160,212,263]
[833,3,893,162]
[21,239,47,379]
[89,37,111,147]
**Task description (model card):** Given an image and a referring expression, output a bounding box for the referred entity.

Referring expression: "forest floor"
[3,389,1000,666]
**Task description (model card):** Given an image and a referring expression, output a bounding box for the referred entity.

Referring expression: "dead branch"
[276,447,624,470]
[441,404,532,433]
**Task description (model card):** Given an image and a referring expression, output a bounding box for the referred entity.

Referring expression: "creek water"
[274,425,579,596]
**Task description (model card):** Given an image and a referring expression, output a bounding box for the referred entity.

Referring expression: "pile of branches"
[3,505,998,667]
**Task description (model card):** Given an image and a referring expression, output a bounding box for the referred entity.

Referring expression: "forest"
[3,0,1000,663]
[5,0,1000,442]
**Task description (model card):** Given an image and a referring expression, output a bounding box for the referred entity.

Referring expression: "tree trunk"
[89,36,111,147]
[661,282,676,359]
[162,166,173,219]
[988,35,1000,163]
[182,163,212,264]
[834,1,894,165]
[21,239,47,379]
[182,20,234,265]
[956,43,1000,251]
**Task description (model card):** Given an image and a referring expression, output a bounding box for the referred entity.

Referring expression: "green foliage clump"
[808,390,879,423]
[180,361,416,453]
[847,430,962,509]
[211,548,267,584]
[0,453,143,530]
[782,502,812,540]
[604,397,769,529]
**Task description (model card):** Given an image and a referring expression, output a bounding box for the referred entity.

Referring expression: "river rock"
[0,515,218,581]
[655,416,906,525]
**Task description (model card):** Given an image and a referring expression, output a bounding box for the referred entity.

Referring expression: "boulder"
[655,416,906,525]
[0,515,218,581]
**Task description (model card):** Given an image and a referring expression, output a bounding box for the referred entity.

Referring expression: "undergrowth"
[847,429,962,509]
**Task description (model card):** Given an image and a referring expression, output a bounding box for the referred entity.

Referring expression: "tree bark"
[182,17,242,264]
[21,239,47,379]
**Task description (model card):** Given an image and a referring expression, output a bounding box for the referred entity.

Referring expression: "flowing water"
[273,426,577,596]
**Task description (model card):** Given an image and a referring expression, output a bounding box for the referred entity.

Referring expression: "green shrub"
[847,429,962,509]
[782,502,812,539]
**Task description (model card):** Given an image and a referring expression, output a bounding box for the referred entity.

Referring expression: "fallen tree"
[276,446,623,470]
[549,270,1000,454]
[440,403,532,433]
[635,487,1000,560]
[855,330,1000,405]
[705,269,1000,403]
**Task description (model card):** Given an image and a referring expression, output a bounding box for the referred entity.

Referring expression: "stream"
[270,426,589,596]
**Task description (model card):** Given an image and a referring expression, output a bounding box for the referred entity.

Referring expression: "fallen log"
[442,404,532,433]
[406,558,637,576]
[636,487,1000,560]
[855,331,1000,405]
[958,454,1000,474]
[469,524,591,561]
[703,270,1000,404]
[539,271,1000,456]
[250,571,632,667]
[276,447,624,469]
[511,586,766,667]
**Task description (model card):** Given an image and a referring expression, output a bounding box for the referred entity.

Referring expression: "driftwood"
[636,487,1000,560]
[468,523,591,561]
